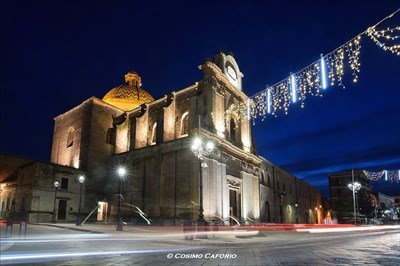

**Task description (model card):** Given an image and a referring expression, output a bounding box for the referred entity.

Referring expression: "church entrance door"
[229,189,241,225]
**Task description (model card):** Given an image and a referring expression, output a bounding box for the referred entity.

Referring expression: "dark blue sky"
[1,0,399,197]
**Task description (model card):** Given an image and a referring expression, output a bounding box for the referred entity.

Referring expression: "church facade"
[1,52,323,225]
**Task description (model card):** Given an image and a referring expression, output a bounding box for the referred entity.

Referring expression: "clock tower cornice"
[199,61,248,101]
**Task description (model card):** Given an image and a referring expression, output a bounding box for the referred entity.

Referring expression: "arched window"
[267,173,271,187]
[180,112,189,136]
[261,171,266,185]
[150,122,157,145]
[67,127,75,148]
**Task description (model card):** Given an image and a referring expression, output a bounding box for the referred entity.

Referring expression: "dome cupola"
[102,71,154,111]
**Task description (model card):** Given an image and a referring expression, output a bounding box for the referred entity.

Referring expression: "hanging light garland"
[366,26,400,55]
[363,170,400,183]
[248,8,399,120]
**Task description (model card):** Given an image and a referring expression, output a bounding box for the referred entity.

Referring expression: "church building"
[1,52,322,225]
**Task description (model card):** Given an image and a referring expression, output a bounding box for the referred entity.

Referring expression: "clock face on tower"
[227,65,238,86]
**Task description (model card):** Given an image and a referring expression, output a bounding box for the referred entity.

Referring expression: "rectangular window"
[106,128,116,145]
[61,177,69,190]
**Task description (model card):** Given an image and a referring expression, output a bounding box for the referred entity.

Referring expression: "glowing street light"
[52,180,60,223]
[76,175,85,226]
[191,137,214,227]
[116,167,126,231]
[348,170,361,226]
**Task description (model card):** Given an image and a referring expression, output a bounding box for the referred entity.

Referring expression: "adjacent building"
[0,154,85,222]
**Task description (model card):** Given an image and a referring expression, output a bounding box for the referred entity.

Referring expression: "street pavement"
[1,222,399,265]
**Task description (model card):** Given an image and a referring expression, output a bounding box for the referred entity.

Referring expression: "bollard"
[19,221,27,239]
[212,220,219,238]
[183,220,194,240]
[6,219,13,237]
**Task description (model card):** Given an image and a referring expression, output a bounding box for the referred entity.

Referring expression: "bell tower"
[214,51,244,91]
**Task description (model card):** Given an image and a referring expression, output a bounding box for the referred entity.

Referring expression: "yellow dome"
[102,71,154,111]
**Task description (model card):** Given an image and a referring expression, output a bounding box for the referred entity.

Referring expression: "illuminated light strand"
[267,87,272,114]
[320,54,328,89]
[248,8,399,120]
[363,169,400,183]
[345,36,362,83]
[290,74,297,103]
[367,26,400,55]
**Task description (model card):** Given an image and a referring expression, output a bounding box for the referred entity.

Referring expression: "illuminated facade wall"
[51,98,123,170]
[259,158,323,224]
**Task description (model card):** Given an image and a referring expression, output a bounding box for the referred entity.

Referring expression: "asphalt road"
[1,224,399,265]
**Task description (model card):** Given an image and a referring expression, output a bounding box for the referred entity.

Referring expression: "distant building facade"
[394,196,400,218]
[1,52,322,224]
[329,170,373,223]
[377,192,397,220]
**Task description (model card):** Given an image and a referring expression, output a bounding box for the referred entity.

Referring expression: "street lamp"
[116,167,126,231]
[52,180,60,223]
[348,182,361,226]
[191,137,214,227]
[76,175,85,226]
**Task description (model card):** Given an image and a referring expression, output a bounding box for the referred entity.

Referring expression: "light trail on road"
[296,225,400,233]
[0,247,201,264]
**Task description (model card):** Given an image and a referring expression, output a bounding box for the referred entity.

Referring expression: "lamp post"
[191,137,214,227]
[348,170,361,226]
[116,167,126,231]
[76,175,85,226]
[52,180,60,223]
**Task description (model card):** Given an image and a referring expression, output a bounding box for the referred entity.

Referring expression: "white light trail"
[320,55,328,89]
[296,225,400,233]
[0,247,198,263]
[267,87,272,114]
[290,74,297,103]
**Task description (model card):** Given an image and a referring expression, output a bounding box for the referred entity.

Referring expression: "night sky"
[1,0,399,198]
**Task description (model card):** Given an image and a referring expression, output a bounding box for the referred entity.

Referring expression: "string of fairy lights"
[226,9,400,185]
[363,170,400,183]
[248,8,400,120]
